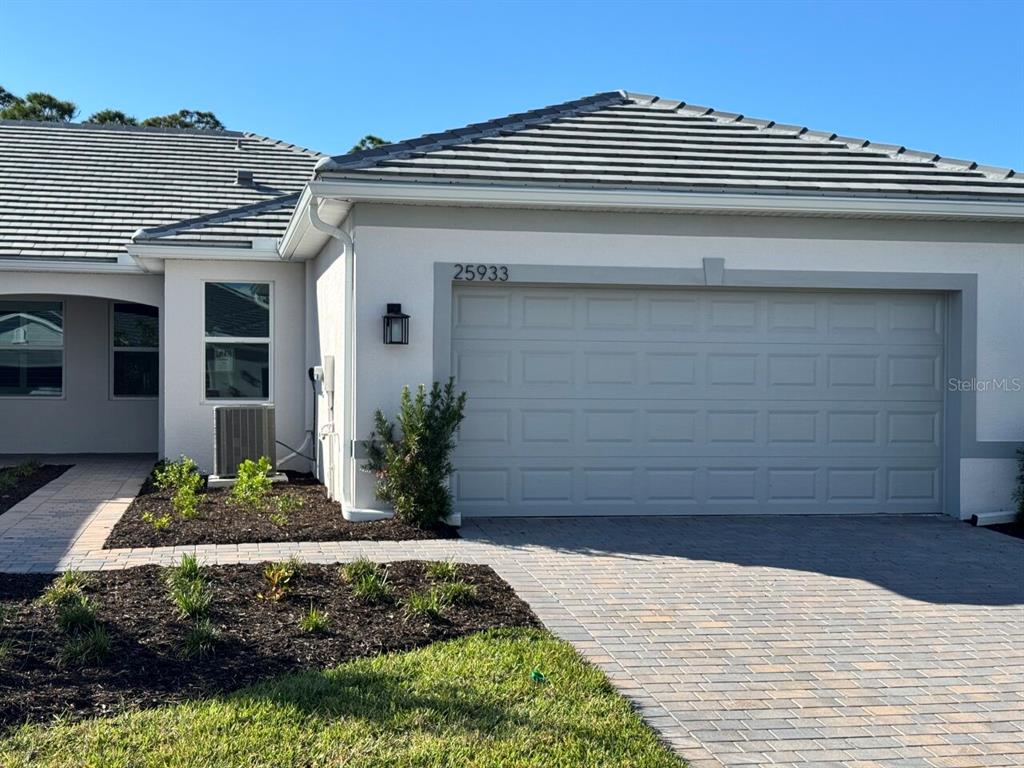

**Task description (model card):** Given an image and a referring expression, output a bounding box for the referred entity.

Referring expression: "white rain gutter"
[306,179,1024,222]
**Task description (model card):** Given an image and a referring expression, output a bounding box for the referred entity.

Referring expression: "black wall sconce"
[383,303,410,345]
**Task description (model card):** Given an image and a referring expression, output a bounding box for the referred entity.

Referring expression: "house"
[1,91,1021,520]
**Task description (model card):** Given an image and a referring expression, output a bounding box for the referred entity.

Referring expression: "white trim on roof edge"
[304,179,1024,221]
[126,242,282,273]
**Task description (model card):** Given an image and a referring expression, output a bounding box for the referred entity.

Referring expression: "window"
[0,301,64,397]
[112,303,159,398]
[204,282,271,399]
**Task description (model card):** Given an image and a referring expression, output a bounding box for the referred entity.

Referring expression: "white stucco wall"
[309,235,348,500]
[0,274,163,453]
[330,205,1023,515]
[161,259,308,472]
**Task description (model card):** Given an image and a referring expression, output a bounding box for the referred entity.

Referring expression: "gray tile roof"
[0,121,322,261]
[318,91,1023,202]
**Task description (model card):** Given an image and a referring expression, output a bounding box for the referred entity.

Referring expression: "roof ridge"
[132,193,300,241]
[628,97,1018,180]
[245,132,326,160]
[0,118,248,138]
[316,90,628,173]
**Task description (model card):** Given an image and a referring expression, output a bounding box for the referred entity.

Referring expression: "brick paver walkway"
[0,456,1021,767]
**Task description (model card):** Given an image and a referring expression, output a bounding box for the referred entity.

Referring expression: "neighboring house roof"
[0,121,322,261]
[317,91,1023,202]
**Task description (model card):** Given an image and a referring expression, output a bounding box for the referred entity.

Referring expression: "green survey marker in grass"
[0,628,686,768]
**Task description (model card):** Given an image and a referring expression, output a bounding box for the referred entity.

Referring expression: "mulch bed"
[103,472,458,548]
[0,464,72,517]
[0,561,539,727]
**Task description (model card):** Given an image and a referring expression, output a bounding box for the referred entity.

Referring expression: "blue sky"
[2,0,1022,168]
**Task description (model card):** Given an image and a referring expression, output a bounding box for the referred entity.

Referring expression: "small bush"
[425,560,460,582]
[182,618,218,658]
[56,593,98,634]
[142,510,172,531]
[166,553,202,588]
[272,493,303,516]
[299,603,330,633]
[231,456,273,510]
[170,577,211,620]
[340,557,379,584]
[404,589,444,620]
[13,459,41,479]
[41,570,93,607]
[172,484,204,520]
[154,456,201,493]
[361,378,467,528]
[60,626,110,667]
[435,580,477,606]
[269,512,289,527]
[259,559,296,602]
[351,570,392,603]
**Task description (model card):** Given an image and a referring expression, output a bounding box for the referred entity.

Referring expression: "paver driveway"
[466,516,1024,768]
[0,462,1021,767]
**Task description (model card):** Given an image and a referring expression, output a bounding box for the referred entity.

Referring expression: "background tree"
[0,87,20,109]
[350,134,389,153]
[141,110,224,130]
[87,109,138,126]
[0,91,76,122]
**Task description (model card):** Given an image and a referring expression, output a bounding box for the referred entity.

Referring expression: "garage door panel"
[453,288,944,346]
[453,339,944,401]
[453,457,943,515]
[452,285,944,516]
[458,398,941,459]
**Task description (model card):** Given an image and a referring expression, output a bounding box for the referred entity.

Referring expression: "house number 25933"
[453,264,509,281]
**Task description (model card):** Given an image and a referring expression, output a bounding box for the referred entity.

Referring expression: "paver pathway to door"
[0,456,1021,767]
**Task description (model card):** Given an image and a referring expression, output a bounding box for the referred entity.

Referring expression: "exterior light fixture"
[383,303,410,345]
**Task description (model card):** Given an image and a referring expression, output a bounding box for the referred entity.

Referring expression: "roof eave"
[304,178,1024,222]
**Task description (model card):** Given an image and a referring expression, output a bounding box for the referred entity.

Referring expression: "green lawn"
[0,628,686,768]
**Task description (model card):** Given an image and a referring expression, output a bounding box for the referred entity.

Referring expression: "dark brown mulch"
[985,521,1024,541]
[0,464,72,516]
[103,472,459,549]
[0,561,539,727]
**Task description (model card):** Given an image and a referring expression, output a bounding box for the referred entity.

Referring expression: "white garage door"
[451,285,944,516]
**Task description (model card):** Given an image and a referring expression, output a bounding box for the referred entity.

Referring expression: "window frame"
[109,301,160,401]
[0,299,65,400]
[201,280,274,404]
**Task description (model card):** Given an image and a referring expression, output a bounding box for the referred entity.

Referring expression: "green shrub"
[299,603,330,633]
[259,559,296,602]
[361,378,467,528]
[56,594,98,634]
[403,588,443,620]
[339,557,379,583]
[340,557,378,584]
[12,459,41,480]
[0,471,15,493]
[169,576,211,620]
[425,560,460,582]
[60,626,110,667]
[166,554,202,588]
[269,512,289,527]
[434,580,477,606]
[142,510,172,531]
[351,570,392,603]
[172,484,203,520]
[41,570,93,607]
[272,493,302,515]
[231,456,273,510]
[154,456,201,493]
[182,618,218,658]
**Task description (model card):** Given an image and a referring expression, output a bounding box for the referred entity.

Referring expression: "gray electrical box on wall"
[213,404,276,477]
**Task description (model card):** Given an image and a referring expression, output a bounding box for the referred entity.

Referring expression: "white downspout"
[303,198,383,519]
